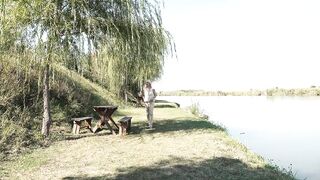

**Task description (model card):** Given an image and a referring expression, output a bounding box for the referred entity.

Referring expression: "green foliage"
[0,58,40,158]
[0,53,43,158]
[0,108,43,158]
[1,0,174,98]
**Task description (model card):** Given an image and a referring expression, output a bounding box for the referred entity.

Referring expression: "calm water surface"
[159,96,320,180]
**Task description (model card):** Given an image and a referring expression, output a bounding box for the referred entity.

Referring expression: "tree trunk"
[42,63,51,137]
[124,89,128,103]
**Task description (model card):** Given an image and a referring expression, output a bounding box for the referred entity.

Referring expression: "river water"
[158,96,320,180]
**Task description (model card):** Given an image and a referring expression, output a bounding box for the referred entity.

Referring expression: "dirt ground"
[1,108,294,180]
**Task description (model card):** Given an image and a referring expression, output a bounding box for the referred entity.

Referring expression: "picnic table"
[92,106,119,135]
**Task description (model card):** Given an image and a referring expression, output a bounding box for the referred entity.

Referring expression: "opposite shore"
[159,86,320,96]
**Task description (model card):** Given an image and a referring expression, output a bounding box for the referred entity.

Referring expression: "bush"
[0,107,43,160]
[0,56,44,159]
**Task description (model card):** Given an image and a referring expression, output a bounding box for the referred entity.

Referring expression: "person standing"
[141,80,157,129]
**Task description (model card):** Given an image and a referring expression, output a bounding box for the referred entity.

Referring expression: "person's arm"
[140,89,145,102]
[153,89,157,100]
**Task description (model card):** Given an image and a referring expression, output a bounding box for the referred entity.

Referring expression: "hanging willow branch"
[2,0,175,98]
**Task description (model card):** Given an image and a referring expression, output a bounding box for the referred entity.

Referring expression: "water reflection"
[159,96,320,180]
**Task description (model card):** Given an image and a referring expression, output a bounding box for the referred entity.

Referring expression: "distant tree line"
[159,87,320,96]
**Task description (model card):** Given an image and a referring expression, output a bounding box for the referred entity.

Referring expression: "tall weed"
[188,102,203,117]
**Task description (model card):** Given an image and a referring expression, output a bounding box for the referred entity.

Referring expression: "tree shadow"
[154,104,179,108]
[129,118,226,135]
[62,156,295,180]
[154,100,180,108]
[59,117,224,140]
[53,110,128,141]
[63,130,113,141]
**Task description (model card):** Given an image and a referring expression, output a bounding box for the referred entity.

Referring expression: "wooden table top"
[93,106,118,115]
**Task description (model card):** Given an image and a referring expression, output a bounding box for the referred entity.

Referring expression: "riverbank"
[1,107,295,179]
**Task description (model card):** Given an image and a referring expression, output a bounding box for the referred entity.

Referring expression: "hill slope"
[0,63,121,158]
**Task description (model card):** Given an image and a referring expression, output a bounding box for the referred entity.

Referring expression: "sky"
[153,0,320,91]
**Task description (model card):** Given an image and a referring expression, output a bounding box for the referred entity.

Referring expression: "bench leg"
[128,119,131,131]
[72,122,75,134]
[76,121,81,134]
[123,125,127,135]
[76,124,80,134]
[73,121,81,134]
[72,121,77,134]
[119,125,123,136]
[119,123,129,136]
[86,119,93,133]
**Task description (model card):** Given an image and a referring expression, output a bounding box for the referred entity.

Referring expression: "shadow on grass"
[129,118,226,135]
[154,100,180,108]
[52,124,119,142]
[56,113,225,142]
[63,130,114,141]
[62,156,295,180]
[56,118,223,141]
[154,104,179,108]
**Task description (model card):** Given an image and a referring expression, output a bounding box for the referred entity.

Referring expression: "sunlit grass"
[1,107,295,180]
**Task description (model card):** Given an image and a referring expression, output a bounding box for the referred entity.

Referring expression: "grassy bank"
[0,61,121,159]
[1,107,295,180]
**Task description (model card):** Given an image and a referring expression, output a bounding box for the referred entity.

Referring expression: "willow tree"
[96,21,173,99]
[2,0,173,136]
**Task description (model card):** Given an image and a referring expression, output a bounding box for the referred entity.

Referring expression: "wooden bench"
[118,116,132,136]
[71,117,93,134]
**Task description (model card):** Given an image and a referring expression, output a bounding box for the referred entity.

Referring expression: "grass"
[1,107,295,180]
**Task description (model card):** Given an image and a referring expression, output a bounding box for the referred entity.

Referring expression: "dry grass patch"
[1,107,295,180]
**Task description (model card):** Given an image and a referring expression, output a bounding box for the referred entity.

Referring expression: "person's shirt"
[143,88,157,102]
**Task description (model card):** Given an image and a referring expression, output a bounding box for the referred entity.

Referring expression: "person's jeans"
[145,101,154,128]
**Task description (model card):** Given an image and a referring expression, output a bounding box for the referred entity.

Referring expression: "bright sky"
[153,0,320,91]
